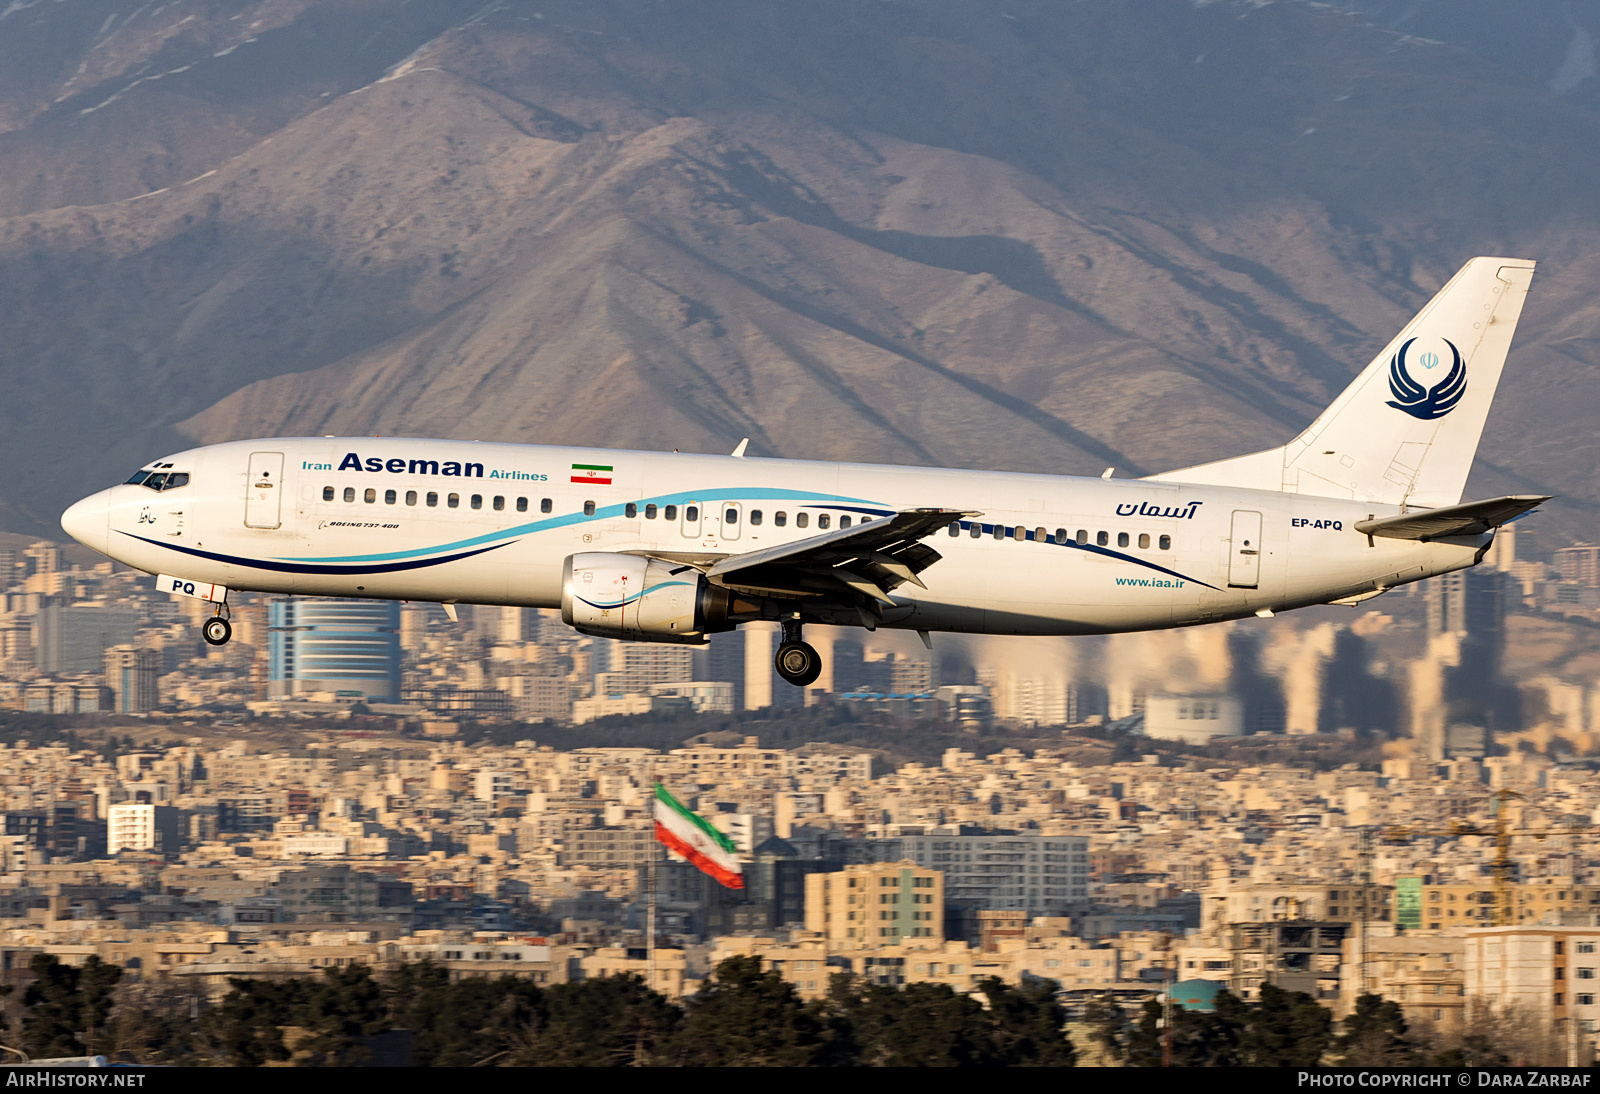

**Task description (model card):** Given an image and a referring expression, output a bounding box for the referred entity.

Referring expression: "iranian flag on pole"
[654,782,743,889]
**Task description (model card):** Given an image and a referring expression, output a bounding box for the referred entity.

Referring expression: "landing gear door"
[245,451,285,529]
[1228,509,1262,589]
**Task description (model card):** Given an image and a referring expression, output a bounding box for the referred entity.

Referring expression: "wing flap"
[1353,494,1550,541]
[706,508,974,600]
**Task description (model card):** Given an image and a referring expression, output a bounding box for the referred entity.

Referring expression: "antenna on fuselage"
[1101,467,1115,480]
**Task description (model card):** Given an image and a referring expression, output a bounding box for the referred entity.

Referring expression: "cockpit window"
[128,471,189,492]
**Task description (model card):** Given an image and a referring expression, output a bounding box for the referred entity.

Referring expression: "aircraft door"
[720,502,741,541]
[680,500,702,538]
[1227,509,1262,589]
[245,451,285,529]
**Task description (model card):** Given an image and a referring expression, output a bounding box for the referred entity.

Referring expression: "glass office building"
[267,599,401,701]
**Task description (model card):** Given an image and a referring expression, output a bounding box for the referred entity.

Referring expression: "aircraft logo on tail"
[1386,336,1466,420]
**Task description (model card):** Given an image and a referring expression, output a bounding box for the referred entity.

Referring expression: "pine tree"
[1337,994,1414,1067]
[513,975,679,1066]
[22,954,121,1060]
[830,977,990,1066]
[1239,982,1332,1066]
[673,955,825,1066]
[978,977,1077,1066]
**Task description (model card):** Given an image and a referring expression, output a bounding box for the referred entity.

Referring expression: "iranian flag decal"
[571,462,613,485]
[654,782,744,889]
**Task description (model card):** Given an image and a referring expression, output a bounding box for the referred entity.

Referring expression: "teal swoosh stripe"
[278,487,882,564]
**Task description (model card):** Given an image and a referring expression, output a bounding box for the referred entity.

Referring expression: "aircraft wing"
[1353,494,1550,541]
[703,508,975,605]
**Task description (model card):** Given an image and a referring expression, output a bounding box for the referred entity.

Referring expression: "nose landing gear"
[202,603,232,646]
[773,616,821,688]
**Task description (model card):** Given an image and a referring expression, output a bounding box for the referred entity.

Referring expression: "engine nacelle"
[561,552,730,643]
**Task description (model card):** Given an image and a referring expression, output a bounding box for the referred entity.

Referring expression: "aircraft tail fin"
[1147,257,1535,509]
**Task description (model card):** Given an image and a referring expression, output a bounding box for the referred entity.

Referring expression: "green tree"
[290,965,388,1066]
[197,977,305,1066]
[828,976,990,1066]
[1126,993,1244,1067]
[22,954,121,1059]
[388,961,544,1067]
[673,955,825,1066]
[978,977,1077,1066]
[1238,982,1333,1066]
[513,975,679,1066]
[1337,994,1414,1067]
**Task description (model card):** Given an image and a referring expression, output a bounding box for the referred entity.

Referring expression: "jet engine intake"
[561,553,730,643]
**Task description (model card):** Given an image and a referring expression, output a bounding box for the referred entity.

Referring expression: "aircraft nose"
[60,490,110,556]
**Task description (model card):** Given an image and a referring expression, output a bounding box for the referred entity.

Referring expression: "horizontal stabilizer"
[1353,495,1550,541]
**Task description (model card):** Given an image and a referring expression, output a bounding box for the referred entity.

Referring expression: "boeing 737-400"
[60,256,1547,688]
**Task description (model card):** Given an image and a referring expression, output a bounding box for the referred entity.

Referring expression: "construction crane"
[1381,788,1590,927]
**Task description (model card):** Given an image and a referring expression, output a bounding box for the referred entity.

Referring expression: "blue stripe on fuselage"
[279,487,888,564]
[117,532,513,575]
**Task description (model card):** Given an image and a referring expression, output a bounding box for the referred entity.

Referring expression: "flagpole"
[647,838,657,993]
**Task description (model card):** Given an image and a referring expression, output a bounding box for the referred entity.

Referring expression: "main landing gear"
[774,617,821,687]
[202,603,232,646]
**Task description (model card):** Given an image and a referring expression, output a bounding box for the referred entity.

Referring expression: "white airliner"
[60,257,1547,688]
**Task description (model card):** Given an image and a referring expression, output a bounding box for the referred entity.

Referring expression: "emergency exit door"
[1228,509,1262,589]
[245,451,285,529]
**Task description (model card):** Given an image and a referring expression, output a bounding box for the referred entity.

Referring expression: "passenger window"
[948,523,960,537]
[541,498,552,513]
[750,510,763,526]
[364,488,377,504]
[384,489,397,504]
[493,496,505,511]
[143,473,168,491]
[725,507,739,524]
[471,495,483,510]
[684,505,698,521]
[1117,532,1129,547]
[584,500,596,516]
[1159,534,1172,550]
[839,515,851,529]
[1014,527,1026,541]
[970,524,981,538]
[1054,528,1066,544]
[448,494,460,508]
[625,503,638,518]
[516,498,528,513]
[663,505,677,520]
[1139,533,1150,549]
[426,492,438,507]
[344,487,356,503]
[1076,529,1088,545]
[406,491,418,506]
[817,515,830,530]
[993,525,1005,540]
[775,511,787,527]
[323,486,335,501]
[645,504,657,519]
[164,473,189,490]
[795,512,808,528]
[1097,531,1109,546]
